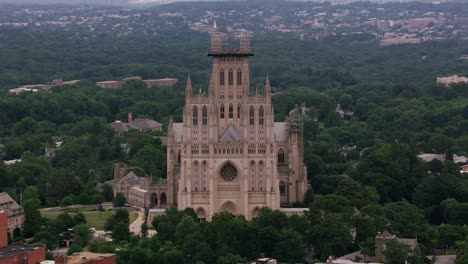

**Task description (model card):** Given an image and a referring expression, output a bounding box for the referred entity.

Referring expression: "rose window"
[220,163,237,182]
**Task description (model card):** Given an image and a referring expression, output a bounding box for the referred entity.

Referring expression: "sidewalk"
[129,211,156,238]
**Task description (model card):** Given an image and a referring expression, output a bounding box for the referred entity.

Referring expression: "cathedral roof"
[219,124,240,142]
[274,122,288,142]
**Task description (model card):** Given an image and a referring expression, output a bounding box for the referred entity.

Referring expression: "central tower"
[208,32,254,134]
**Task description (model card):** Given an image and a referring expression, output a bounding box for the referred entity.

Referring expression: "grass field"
[41,210,139,230]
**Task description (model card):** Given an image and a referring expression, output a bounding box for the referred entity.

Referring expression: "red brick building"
[0,210,46,264]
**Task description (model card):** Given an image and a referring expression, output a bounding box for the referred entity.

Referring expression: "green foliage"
[73,212,87,226]
[383,240,413,264]
[385,200,429,238]
[112,222,130,241]
[23,186,42,237]
[273,228,304,263]
[113,193,126,207]
[335,179,379,209]
[308,213,354,261]
[353,143,425,202]
[73,223,91,247]
[67,243,82,256]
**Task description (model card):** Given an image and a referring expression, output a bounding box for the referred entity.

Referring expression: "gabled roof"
[396,238,418,249]
[123,171,141,185]
[0,192,23,216]
[109,121,138,133]
[219,124,240,142]
[131,118,163,130]
[376,230,396,238]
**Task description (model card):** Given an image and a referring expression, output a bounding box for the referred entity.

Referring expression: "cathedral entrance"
[220,201,238,214]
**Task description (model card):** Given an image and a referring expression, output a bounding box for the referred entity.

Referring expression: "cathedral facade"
[165,35,308,220]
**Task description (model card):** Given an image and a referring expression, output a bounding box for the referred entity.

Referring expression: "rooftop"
[0,243,44,260]
[62,252,115,264]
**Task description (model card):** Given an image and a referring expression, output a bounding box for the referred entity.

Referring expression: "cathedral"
[164,34,308,220]
[115,34,308,220]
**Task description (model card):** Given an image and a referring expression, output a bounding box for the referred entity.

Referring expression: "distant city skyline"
[0,0,453,7]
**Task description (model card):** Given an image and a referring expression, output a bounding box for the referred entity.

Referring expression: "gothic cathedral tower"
[166,33,308,220]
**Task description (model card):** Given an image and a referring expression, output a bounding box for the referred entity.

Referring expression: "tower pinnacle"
[185,74,192,101]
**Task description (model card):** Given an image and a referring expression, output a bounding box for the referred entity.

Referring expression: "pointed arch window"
[249,106,255,126]
[259,106,264,126]
[202,106,207,126]
[220,69,225,86]
[279,181,286,195]
[220,104,225,119]
[237,68,242,85]
[229,104,233,118]
[278,149,285,164]
[228,69,234,86]
[238,104,241,119]
[192,106,198,126]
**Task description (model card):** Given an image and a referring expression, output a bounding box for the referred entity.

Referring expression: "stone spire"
[208,75,214,100]
[265,73,271,99]
[185,74,192,102]
[167,116,173,144]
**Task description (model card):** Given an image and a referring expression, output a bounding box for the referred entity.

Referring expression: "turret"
[210,32,222,52]
[168,116,174,144]
[265,73,271,101]
[185,74,192,103]
[240,33,251,52]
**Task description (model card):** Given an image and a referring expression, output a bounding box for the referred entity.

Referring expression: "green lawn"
[41,210,138,230]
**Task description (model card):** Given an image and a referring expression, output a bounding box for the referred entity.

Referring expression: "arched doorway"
[220,201,237,215]
[151,193,158,208]
[197,208,206,222]
[252,207,260,219]
[160,193,167,207]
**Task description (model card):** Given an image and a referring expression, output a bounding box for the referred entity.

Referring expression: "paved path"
[129,211,156,238]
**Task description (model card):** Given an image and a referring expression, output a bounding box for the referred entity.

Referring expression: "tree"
[23,186,42,237]
[114,209,130,225]
[73,212,87,226]
[102,183,114,202]
[73,224,91,247]
[47,169,81,202]
[217,254,246,264]
[34,226,60,250]
[175,215,198,245]
[438,225,468,249]
[308,213,353,261]
[338,94,353,112]
[335,179,379,209]
[113,192,126,207]
[141,222,148,238]
[383,240,412,264]
[112,222,130,241]
[308,194,354,223]
[57,212,74,229]
[273,228,304,263]
[385,200,429,238]
[67,243,82,256]
[60,195,76,207]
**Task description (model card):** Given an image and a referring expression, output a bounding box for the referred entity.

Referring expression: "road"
[129,210,157,238]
